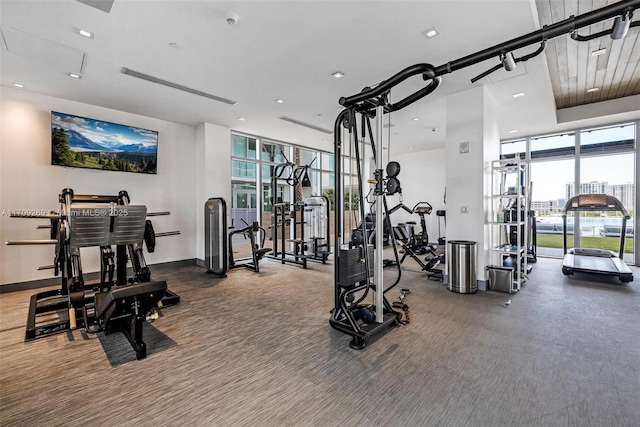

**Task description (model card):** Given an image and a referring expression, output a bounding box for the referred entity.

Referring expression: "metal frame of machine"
[6,188,180,359]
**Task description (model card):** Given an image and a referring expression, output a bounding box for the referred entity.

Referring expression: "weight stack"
[338,245,374,289]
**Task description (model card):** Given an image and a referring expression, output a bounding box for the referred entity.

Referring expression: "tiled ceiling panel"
[1,26,86,74]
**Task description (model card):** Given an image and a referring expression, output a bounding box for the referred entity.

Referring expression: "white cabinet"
[489,158,529,292]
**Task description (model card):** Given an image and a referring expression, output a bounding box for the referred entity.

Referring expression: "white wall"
[0,88,200,285]
[445,86,499,282]
[388,148,446,242]
[195,122,232,261]
[446,87,486,243]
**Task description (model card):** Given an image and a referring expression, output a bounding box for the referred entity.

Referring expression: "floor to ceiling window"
[231,134,258,228]
[320,152,335,205]
[577,124,635,264]
[529,132,576,258]
[231,133,335,252]
[501,121,637,265]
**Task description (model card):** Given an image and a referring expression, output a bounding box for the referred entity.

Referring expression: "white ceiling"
[1,0,638,155]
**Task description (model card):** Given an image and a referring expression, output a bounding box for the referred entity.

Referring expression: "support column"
[195,122,232,262]
[635,119,640,267]
[445,86,500,290]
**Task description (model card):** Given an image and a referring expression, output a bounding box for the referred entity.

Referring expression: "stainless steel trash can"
[447,240,477,293]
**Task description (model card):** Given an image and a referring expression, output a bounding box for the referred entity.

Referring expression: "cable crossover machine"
[5,188,181,360]
[267,153,331,268]
[330,0,640,349]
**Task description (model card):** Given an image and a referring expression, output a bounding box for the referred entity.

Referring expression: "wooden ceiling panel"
[536,0,640,109]
[626,61,640,95]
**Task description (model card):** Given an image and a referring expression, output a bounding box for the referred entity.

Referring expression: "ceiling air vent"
[121,67,238,105]
[278,116,332,134]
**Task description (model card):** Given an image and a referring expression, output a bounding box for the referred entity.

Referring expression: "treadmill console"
[572,194,608,209]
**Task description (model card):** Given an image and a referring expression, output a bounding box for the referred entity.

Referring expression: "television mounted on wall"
[51,111,158,174]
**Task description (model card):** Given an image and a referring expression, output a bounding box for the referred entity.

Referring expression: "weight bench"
[94,280,167,360]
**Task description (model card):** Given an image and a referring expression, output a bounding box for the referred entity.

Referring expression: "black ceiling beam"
[338,0,640,113]
[434,0,640,77]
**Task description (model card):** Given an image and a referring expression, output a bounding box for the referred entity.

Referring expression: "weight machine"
[5,188,181,360]
[331,82,428,349]
[229,219,271,272]
[330,0,640,349]
[395,202,444,281]
[268,155,331,268]
[205,197,272,276]
[303,196,331,263]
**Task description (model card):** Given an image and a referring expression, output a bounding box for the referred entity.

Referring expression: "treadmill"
[562,194,633,283]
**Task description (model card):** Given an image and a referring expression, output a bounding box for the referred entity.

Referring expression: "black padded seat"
[255,248,272,256]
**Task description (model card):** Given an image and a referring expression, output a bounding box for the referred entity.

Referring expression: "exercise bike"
[395,202,444,281]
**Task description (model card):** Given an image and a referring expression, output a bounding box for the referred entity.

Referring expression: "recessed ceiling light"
[412,117,419,121]
[75,28,94,39]
[68,73,82,79]
[169,42,180,49]
[275,99,285,103]
[586,87,599,93]
[509,130,518,133]
[591,48,606,56]
[331,71,345,79]
[237,117,246,121]
[12,82,24,88]
[512,92,525,98]
[422,27,440,39]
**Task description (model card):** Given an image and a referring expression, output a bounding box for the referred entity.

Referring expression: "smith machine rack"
[5,188,180,360]
[330,0,640,349]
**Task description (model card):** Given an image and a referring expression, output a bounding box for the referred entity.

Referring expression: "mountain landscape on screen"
[51,111,158,174]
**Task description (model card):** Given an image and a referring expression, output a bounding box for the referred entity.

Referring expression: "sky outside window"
[526,125,635,202]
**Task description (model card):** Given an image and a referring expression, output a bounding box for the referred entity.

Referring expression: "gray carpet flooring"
[0,257,638,426]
